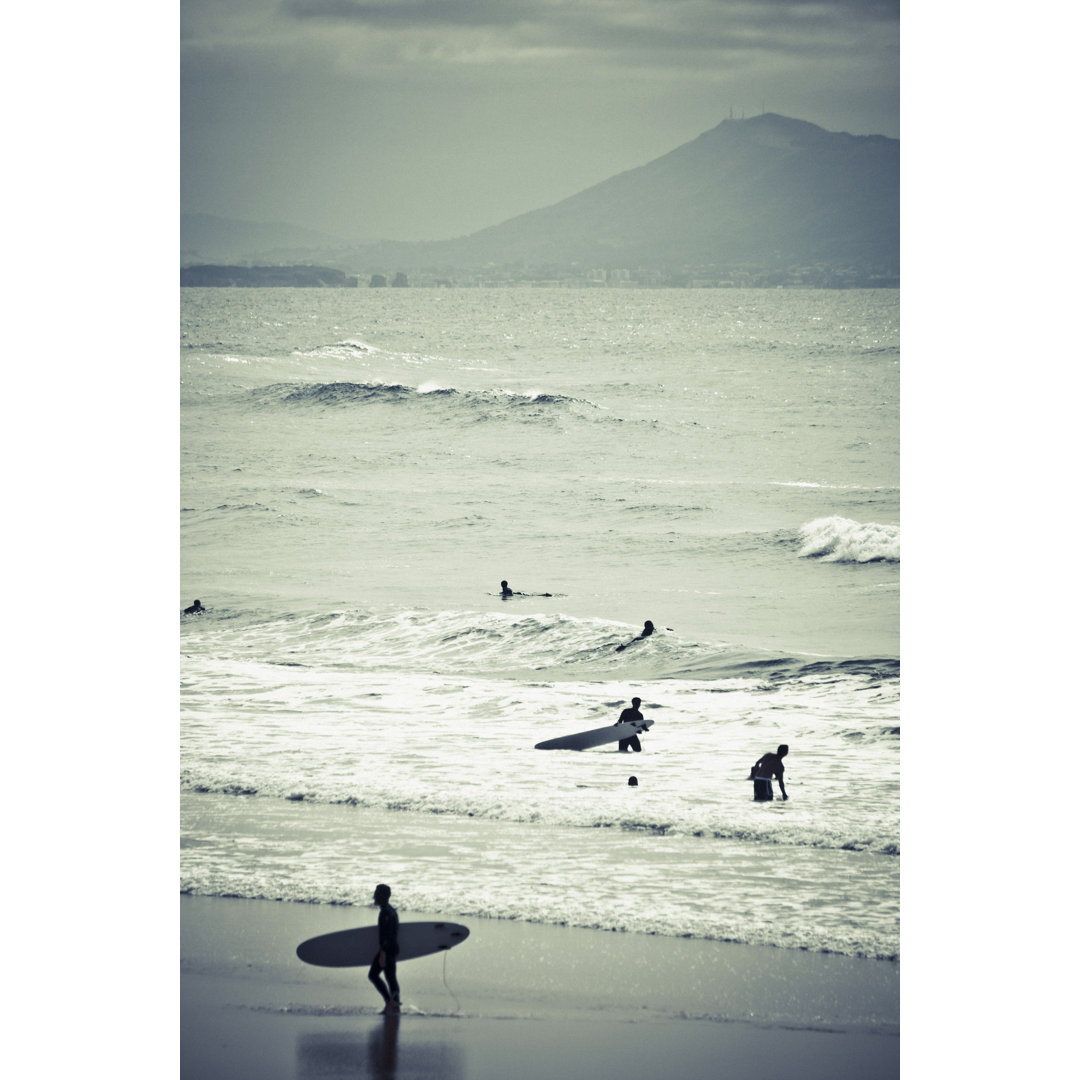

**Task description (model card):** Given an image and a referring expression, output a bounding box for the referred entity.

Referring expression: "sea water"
[180,287,899,960]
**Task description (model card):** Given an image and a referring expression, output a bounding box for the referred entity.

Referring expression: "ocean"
[180,287,899,962]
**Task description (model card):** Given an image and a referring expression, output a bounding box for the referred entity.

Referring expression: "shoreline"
[180,788,899,962]
[181,893,898,1079]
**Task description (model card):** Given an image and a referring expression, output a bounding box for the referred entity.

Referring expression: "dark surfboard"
[534,718,653,751]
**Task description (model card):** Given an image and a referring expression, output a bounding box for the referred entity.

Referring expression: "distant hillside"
[362,115,898,277]
[183,115,899,285]
[180,213,347,264]
[180,264,358,287]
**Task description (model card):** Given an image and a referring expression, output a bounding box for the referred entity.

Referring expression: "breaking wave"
[797,516,899,563]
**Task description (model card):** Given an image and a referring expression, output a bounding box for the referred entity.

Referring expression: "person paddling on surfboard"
[368,883,401,1013]
[182,599,204,615]
[500,580,554,598]
[615,620,654,652]
[615,697,645,752]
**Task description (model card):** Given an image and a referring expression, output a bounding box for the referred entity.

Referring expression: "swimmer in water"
[615,620,654,651]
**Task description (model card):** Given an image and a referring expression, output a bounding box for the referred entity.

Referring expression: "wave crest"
[180,606,897,688]
[246,380,594,422]
[797,516,899,563]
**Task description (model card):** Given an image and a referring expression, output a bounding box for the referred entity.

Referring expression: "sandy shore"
[181,894,898,1079]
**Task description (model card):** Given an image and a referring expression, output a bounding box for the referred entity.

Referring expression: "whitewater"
[180,287,899,960]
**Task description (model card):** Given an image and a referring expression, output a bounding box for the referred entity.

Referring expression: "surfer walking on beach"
[615,696,645,752]
[616,620,654,651]
[749,745,789,801]
[368,883,401,1013]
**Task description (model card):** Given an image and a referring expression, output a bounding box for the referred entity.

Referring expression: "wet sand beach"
[180,895,898,1079]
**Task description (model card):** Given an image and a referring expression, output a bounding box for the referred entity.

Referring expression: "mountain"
[358,114,898,279]
[183,115,898,284]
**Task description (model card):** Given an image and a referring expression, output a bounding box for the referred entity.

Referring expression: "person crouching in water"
[749,744,789,801]
[368,883,400,1013]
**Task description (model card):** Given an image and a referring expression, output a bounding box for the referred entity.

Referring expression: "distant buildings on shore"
[182,262,897,289]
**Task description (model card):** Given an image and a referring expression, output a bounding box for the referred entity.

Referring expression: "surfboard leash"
[442,950,461,1014]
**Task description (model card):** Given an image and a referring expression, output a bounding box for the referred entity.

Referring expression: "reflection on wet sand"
[297,1015,464,1080]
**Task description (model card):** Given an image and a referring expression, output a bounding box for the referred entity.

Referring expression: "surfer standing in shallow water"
[368,883,400,1013]
[749,745,789,801]
[615,696,645,752]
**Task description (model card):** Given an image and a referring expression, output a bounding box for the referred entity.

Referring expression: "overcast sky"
[181,0,899,242]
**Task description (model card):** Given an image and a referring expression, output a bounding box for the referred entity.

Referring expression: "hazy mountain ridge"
[436,114,897,267]
[182,115,899,284]
[180,213,359,264]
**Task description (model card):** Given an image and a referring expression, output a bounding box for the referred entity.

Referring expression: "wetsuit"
[368,902,400,1005]
[616,623,654,651]
[751,753,785,801]
[616,705,644,752]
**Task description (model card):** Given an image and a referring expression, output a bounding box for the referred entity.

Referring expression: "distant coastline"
[180,265,359,288]
[181,262,898,289]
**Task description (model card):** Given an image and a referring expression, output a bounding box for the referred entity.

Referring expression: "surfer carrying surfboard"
[615,697,646,752]
[368,883,401,1013]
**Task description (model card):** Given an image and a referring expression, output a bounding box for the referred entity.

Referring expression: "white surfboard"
[296,921,470,967]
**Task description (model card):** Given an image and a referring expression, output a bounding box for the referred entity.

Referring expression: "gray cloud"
[283,0,900,27]
[283,0,531,25]
[185,1,898,73]
[280,0,899,56]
